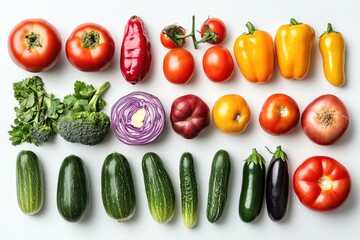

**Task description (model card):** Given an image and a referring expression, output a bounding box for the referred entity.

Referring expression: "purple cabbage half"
[111,91,165,145]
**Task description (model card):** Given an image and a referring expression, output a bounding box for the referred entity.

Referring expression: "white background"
[1,0,359,239]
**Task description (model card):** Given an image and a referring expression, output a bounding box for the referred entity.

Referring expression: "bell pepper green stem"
[246,21,256,34]
[326,23,333,33]
[290,18,301,26]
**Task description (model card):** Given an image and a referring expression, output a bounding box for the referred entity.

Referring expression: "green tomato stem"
[81,31,100,49]
[25,32,42,49]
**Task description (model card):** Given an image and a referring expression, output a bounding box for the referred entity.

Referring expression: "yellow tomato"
[212,94,251,134]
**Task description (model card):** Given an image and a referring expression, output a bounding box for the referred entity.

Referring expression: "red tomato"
[200,17,227,44]
[8,18,62,72]
[66,23,115,71]
[163,48,195,84]
[259,93,300,135]
[301,94,350,145]
[203,46,234,83]
[293,156,351,211]
[160,25,186,49]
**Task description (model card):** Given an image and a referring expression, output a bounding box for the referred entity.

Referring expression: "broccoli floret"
[58,112,110,146]
[32,123,53,144]
[58,81,110,146]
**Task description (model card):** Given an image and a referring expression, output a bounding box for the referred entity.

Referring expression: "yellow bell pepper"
[233,22,274,83]
[275,18,315,80]
[319,23,345,87]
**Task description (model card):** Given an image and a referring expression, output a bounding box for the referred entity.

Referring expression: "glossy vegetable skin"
[239,148,266,222]
[206,150,231,223]
[16,150,44,215]
[293,156,351,211]
[101,152,136,222]
[66,23,115,71]
[275,18,315,79]
[259,93,300,135]
[57,155,90,222]
[179,152,198,228]
[301,94,350,145]
[120,16,152,84]
[142,152,176,224]
[212,94,251,134]
[319,23,346,87]
[233,22,274,83]
[265,146,289,221]
[199,17,227,44]
[163,48,195,84]
[8,18,62,72]
[170,94,210,139]
[160,25,186,48]
[202,46,234,83]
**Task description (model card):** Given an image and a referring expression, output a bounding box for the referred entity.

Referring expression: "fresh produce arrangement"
[7,14,353,227]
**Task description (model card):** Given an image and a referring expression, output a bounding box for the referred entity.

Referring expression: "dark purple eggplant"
[265,146,289,222]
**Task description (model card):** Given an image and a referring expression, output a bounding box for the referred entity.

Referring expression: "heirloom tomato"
[212,94,251,134]
[259,93,300,135]
[8,18,62,72]
[293,156,351,211]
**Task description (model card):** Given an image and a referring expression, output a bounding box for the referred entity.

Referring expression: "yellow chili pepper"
[233,22,274,83]
[275,18,315,80]
[319,23,345,87]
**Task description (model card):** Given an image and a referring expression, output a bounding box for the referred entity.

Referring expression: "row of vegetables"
[9,75,350,147]
[8,16,345,87]
[16,147,351,226]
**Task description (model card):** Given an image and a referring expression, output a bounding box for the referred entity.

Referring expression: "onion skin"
[111,91,165,145]
[170,94,210,139]
[301,94,350,145]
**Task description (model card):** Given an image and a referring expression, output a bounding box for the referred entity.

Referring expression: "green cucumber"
[179,152,198,228]
[206,149,231,223]
[142,152,175,224]
[101,152,136,222]
[239,148,266,223]
[57,155,90,222]
[16,150,44,215]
